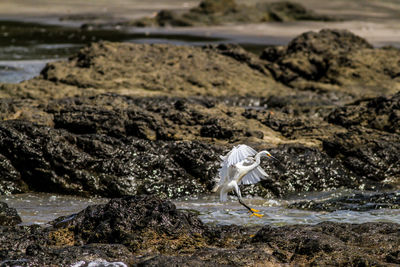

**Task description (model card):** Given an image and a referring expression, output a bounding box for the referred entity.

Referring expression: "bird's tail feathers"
[220,190,228,202]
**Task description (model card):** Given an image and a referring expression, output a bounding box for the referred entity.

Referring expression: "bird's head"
[261,150,278,161]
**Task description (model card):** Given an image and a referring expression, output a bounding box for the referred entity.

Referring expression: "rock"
[0,32,398,197]
[253,144,361,197]
[0,202,21,226]
[0,119,222,198]
[0,91,398,197]
[0,223,133,266]
[131,0,334,27]
[52,195,209,253]
[0,42,287,99]
[1,196,399,266]
[328,91,400,134]
[252,221,400,266]
[289,191,400,211]
[324,93,400,188]
[261,29,400,96]
[0,154,28,195]
[258,1,333,22]
[323,127,400,189]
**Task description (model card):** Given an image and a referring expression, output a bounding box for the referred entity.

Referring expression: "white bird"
[213,144,276,218]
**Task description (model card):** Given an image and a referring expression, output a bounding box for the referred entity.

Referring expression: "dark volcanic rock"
[52,195,208,253]
[0,224,133,266]
[323,93,400,188]
[0,202,21,226]
[323,127,400,188]
[328,91,400,134]
[289,191,400,211]
[0,91,399,197]
[1,196,400,266]
[0,32,399,197]
[0,153,28,195]
[252,221,400,266]
[261,29,400,96]
[255,144,360,197]
[0,119,222,198]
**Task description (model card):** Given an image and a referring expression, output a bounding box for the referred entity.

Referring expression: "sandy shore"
[0,0,400,47]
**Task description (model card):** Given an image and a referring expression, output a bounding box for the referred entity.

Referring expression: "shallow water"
[175,190,400,226]
[0,193,108,225]
[1,190,399,226]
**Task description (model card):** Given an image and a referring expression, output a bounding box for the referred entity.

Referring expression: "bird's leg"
[234,190,263,218]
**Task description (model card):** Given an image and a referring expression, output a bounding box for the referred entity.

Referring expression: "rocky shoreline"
[1,196,400,266]
[0,27,399,266]
[120,0,335,28]
[0,29,399,198]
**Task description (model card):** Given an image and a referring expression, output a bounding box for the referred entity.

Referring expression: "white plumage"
[213,144,275,217]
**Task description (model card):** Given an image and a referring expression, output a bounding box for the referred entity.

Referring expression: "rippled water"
[0,193,108,225]
[175,190,400,226]
[1,190,399,226]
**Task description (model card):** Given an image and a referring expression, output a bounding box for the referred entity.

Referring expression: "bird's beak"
[268,154,279,161]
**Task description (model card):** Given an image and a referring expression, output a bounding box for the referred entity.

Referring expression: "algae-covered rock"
[261,29,400,96]
[0,42,286,99]
[131,0,334,27]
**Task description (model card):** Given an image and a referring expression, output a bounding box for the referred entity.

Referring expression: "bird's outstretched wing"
[218,144,257,184]
[240,165,268,185]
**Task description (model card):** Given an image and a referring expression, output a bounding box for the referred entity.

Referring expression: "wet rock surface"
[0,201,21,226]
[252,221,400,266]
[324,92,400,188]
[129,0,334,27]
[0,118,222,198]
[1,196,400,266]
[51,195,209,253]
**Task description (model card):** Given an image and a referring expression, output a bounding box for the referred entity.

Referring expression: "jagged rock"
[52,195,209,253]
[0,91,398,197]
[0,202,21,226]
[0,154,28,195]
[252,221,400,266]
[255,144,361,197]
[323,127,400,188]
[0,119,222,198]
[261,29,400,96]
[0,42,287,99]
[328,91,400,134]
[130,0,334,27]
[1,196,400,266]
